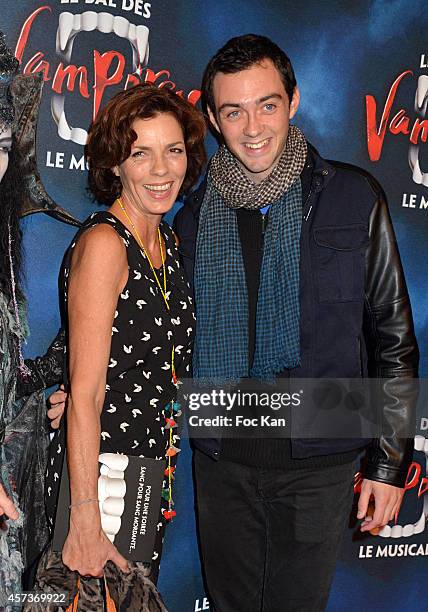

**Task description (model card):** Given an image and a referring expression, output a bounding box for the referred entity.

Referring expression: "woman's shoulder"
[73,211,128,247]
[67,213,127,269]
[60,214,127,297]
[81,210,122,232]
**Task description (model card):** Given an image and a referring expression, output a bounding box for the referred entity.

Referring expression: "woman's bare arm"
[62,223,129,576]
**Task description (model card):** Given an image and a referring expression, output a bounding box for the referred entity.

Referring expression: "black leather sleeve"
[15,327,65,398]
[362,179,419,487]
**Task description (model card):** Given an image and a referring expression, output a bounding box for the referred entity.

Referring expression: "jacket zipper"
[304,171,328,221]
[303,182,315,221]
[261,212,268,234]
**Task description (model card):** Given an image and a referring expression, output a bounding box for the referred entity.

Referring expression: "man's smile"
[243,138,271,151]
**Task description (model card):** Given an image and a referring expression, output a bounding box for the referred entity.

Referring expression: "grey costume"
[0,295,63,608]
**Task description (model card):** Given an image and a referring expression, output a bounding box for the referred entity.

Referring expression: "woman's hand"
[62,508,129,577]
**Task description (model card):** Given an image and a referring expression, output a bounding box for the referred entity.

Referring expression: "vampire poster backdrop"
[2,1,427,610]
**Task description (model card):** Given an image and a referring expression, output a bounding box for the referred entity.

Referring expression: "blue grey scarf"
[193,177,303,381]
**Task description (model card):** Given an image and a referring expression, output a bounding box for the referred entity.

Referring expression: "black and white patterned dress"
[46,211,195,578]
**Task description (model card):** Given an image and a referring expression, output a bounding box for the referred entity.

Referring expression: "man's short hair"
[202,34,297,115]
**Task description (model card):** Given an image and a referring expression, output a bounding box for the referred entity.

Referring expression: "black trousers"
[193,450,355,612]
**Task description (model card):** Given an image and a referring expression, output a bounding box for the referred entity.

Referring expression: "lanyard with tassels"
[118,198,181,521]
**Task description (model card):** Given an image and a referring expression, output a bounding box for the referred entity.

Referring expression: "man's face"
[208,59,300,183]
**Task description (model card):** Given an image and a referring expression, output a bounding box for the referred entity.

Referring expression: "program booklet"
[52,452,165,562]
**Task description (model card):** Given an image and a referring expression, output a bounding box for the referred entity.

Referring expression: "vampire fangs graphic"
[378,435,428,538]
[98,452,129,542]
[52,11,149,145]
[409,75,428,187]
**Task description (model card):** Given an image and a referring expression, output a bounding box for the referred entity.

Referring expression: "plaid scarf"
[193,129,305,381]
[209,125,307,209]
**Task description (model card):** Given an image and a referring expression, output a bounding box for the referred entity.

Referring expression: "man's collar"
[185,142,335,218]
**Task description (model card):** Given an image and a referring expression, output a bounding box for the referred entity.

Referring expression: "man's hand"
[357,478,404,534]
[47,384,67,429]
[0,483,18,520]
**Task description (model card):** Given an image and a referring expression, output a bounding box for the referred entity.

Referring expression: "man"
[174,34,419,611]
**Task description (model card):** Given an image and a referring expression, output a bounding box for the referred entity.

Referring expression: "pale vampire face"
[0,127,12,184]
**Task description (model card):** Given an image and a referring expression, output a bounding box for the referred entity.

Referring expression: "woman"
[0,32,65,603]
[43,83,205,609]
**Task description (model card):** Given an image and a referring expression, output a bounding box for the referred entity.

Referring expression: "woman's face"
[0,127,12,184]
[114,113,187,217]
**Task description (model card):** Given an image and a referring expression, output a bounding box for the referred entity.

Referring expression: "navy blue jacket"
[174,145,419,487]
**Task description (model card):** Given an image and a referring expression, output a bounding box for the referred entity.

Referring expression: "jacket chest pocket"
[313,224,369,303]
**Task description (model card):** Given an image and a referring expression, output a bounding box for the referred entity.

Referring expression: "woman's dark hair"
[0,141,24,300]
[86,83,206,205]
[202,34,297,115]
